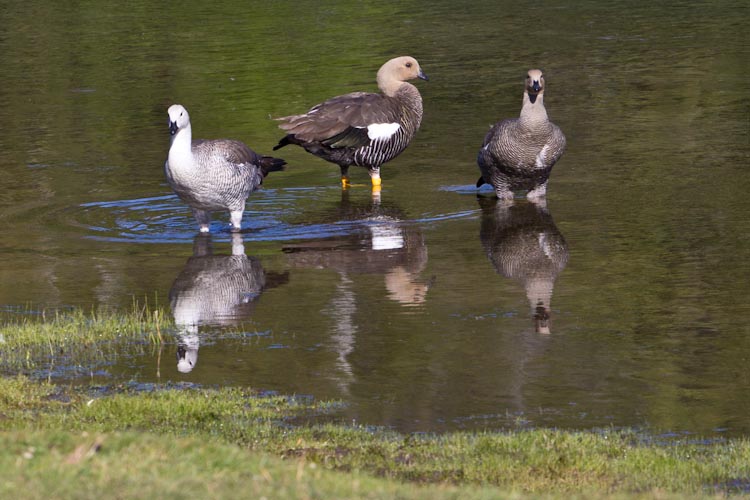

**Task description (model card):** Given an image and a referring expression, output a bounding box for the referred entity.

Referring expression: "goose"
[165,104,286,233]
[477,69,566,200]
[273,56,428,189]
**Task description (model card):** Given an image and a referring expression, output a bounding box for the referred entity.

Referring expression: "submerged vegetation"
[1,376,748,499]
[0,302,170,373]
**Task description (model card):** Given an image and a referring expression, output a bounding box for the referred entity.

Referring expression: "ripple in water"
[75,187,478,244]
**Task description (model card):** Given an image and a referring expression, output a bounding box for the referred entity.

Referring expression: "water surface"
[0,0,748,435]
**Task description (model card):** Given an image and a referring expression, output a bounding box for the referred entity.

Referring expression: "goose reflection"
[169,233,287,373]
[284,194,430,306]
[283,193,431,391]
[479,197,568,333]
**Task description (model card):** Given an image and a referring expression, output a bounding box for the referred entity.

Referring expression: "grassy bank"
[1,376,747,499]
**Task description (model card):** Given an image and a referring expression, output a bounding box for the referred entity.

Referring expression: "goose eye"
[405,62,412,68]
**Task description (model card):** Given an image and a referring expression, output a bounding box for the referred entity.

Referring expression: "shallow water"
[1,1,748,435]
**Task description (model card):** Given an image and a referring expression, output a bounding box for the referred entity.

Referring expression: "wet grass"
[1,376,748,499]
[0,302,170,373]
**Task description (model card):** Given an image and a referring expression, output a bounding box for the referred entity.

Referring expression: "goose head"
[167,104,191,136]
[525,69,545,104]
[377,56,428,96]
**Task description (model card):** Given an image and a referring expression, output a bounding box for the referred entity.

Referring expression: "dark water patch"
[709,478,750,495]
[85,380,204,396]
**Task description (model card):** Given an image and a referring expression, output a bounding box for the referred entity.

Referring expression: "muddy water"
[1,1,748,435]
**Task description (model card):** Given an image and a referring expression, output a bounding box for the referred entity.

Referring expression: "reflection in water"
[479,197,568,333]
[283,194,431,392]
[169,233,287,373]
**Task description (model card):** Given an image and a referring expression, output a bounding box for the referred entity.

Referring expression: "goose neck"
[520,92,549,128]
[394,83,422,110]
[168,125,194,166]
[380,78,414,98]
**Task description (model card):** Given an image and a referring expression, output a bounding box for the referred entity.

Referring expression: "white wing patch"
[535,144,550,169]
[367,122,401,140]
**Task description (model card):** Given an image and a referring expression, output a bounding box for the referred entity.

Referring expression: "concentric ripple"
[72,187,479,244]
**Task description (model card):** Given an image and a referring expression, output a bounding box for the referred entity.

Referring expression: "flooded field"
[0,0,748,435]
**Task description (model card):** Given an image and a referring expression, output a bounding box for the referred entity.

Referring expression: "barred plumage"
[165,104,286,233]
[170,234,268,331]
[479,197,568,334]
[170,233,289,373]
[477,69,566,200]
[274,56,427,188]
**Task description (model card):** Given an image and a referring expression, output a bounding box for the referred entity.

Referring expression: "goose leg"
[488,173,514,202]
[369,168,382,188]
[192,208,211,233]
[527,195,548,211]
[340,165,351,189]
[492,183,514,202]
[369,168,382,201]
[231,232,245,256]
[229,210,243,232]
[371,186,382,204]
[526,182,547,201]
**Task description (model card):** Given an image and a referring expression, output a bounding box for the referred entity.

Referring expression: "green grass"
[0,303,170,370]
[0,431,510,500]
[1,309,747,497]
[1,376,747,499]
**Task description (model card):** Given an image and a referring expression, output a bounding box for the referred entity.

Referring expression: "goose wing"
[192,139,262,166]
[278,92,401,149]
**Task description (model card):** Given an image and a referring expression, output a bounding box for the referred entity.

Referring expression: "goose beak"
[418,69,429,81]
[531,80,541,92]
[169,120,178,136]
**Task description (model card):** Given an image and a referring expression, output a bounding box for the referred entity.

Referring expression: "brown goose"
[166,104,286,233]
[477,69,566,200]
[273,56,428,189]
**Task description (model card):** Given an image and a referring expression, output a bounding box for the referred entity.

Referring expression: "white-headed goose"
[165,104,286,233]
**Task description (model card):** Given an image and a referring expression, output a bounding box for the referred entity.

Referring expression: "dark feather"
[273,136,291,151]
[259,156,286,177]
[277,92,399,144]
[322,126,371,149]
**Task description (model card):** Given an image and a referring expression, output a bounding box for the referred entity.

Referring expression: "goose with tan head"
[274,56,428,190]
[165,104,286,233]
[477,69,566,200]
